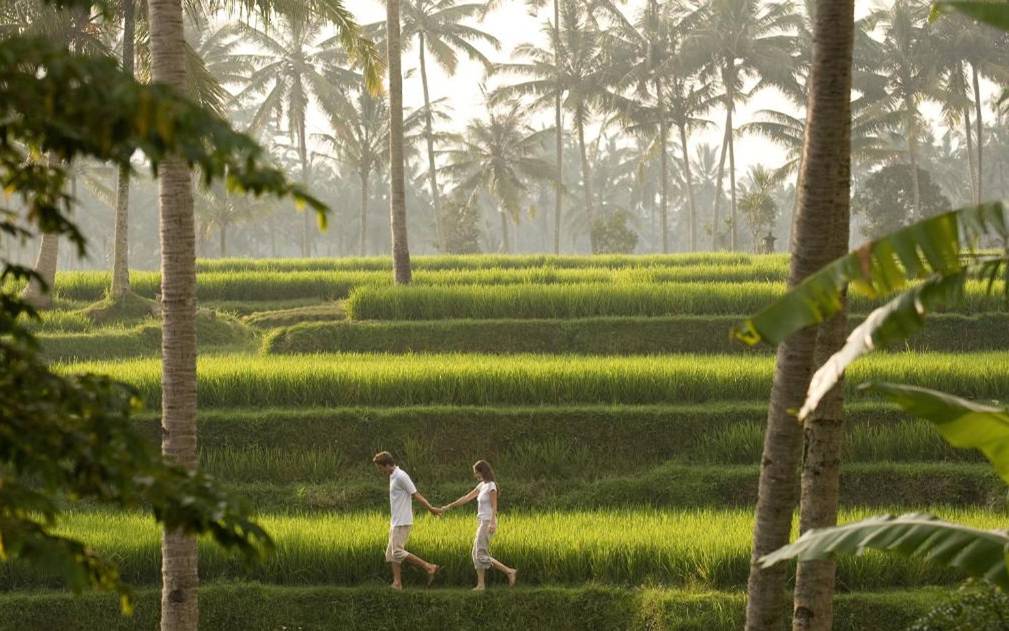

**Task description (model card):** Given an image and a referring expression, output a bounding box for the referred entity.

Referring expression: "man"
[373,451,441,589]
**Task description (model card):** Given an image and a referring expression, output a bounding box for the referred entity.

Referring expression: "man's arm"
[412,491,442,515]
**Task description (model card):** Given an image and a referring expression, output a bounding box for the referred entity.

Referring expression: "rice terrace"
[4,0,1009,630]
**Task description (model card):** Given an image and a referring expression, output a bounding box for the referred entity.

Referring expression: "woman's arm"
[441,487,479,511]
[489,490,499,533]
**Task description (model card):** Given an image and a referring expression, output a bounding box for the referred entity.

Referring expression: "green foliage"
[908,581,1009,631]
[760,513,1009,591]
[590,209,639,254]
[733,202,1008,347]
[853,164,951,239]
[0,12,342,609]
[441,196,483,254]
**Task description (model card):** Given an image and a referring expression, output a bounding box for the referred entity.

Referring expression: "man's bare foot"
[391,583,403,591]
[426,564,440,587]
[507,569,518,587]
[472,585,486,591]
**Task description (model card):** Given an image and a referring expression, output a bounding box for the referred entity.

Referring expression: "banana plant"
[740,0,1009,589]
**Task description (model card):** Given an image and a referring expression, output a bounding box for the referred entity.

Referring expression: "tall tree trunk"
[792,55,853,630]
[219,223,227,258]
[744,0,854,627]
[656,81,669,253]
[575,111,595,253]
[359,172,369,257]
[417,34,444,251]
[554,97,563,254]
[298,124,311,258]
[149,1,199,629]
[712,118,730,249]
[111,0,136,298]
[905,104,922,219]
[23,232,60,309]
[972,63,984,202]
[964,107,977,204]
[727,101,738,252]
[500,211,511,253]
[679,123,698,252]
[387,0,412,283]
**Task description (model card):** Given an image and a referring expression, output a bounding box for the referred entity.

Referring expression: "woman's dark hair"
[473,460,496,483]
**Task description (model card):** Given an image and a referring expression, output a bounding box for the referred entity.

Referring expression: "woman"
[441,460,518,590]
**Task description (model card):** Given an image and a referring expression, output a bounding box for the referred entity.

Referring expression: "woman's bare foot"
[391,582,403,590]
[472,585,486,591]
[426,564,440,587]
[507,569,518,587]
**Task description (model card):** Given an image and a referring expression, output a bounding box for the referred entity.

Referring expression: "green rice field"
[13,252,1009,629]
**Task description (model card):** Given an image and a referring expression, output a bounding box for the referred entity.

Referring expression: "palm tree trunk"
[905,104,922,219]
[219,223,227,258]
[500,212,511,253]
[964,108,977,204]
[712,118,730,249]
[23,232,60,309]
[744,0,854,628]
[359,172,369,257]
[575,111,595,253]
[792,103,853,631]
[111,0,136,299]
[553,0,562,255]
[149,1,199,629]
[972,63,984,202]
[387,0,412,283]
[655,80,669,254]
[417,34,445,251]
[298,126,311,258]
[726,83,738,252]
[679,123,697,252]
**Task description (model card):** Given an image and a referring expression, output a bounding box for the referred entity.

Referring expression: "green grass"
[38,313,254,361]
[0,585,942,631]
[57,351,1009,408]
[263,314,1009,355]
[212,463,1000,512]
[345,281,1008,320]
[2,508,1002,591]
[244,302,344,328]
[195,252,779,272]
[43,261,791,304]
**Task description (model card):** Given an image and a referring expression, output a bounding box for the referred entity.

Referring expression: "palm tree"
[685,0,800,251]
[146,0,201,626]
[495,0,614,253]
[744,1,855,630]
[387,0,412,282]
[388,0,500,251]
[2,1,105,308]
[930,12,1009,204]
[196,182,265,257]
[867,0,937,220]
[111,5,247,298]
[111,0,136,299]
[317,87,430,255]
[738,165,778,252]
[236,13,360,257]
[440,99,555,252]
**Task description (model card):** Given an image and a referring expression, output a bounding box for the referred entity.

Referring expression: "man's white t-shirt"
[476,481,497,521]
[389,467,417,527]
